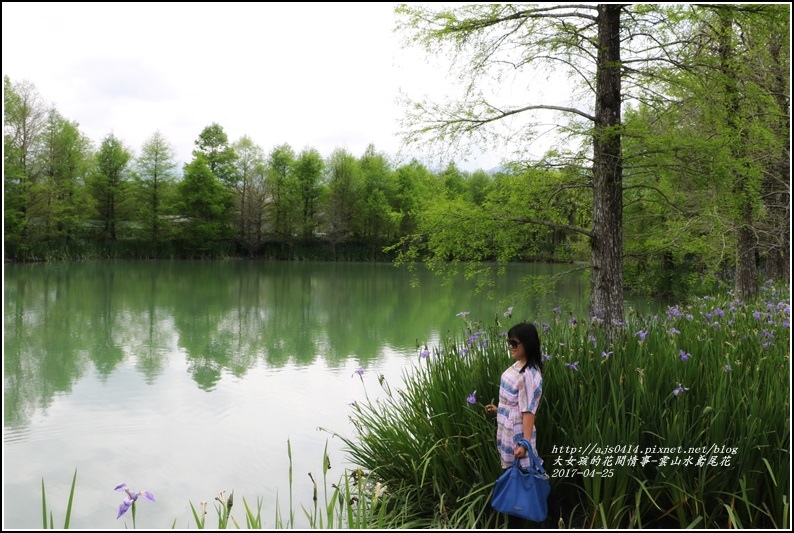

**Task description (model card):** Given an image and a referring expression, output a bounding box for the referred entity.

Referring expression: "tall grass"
[327,314,521,528]
[180,439,405,529]
[331,282,790,528]
[41,469,77,529]
[39,446,405,529]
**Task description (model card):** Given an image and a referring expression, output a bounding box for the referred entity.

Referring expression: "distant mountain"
[486,165,506,175]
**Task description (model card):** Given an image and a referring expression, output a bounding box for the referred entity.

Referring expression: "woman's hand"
[514,443,527,459]
[485,404,497,415]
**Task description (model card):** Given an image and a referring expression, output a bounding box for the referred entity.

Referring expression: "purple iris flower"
[601,351,613,358]
[635,330,648,341]
[115,483,155,519]
[564,361,579,371]
[668,327,680,335]
[673,383,689,396]
[352,367,364,377]
[679,350,690,362]
[420,348,429,359]
[467,390,477,404]
[723,365,732,372]
[667,307,683,319]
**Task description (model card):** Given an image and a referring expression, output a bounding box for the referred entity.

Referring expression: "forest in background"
[4,4,790,304]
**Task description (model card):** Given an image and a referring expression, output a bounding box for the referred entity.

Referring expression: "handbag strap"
[516,438,547,476]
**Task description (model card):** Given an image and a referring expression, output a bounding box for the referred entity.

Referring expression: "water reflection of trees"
[4,261,596,425]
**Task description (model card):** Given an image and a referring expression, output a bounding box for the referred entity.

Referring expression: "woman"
[485,322,543,470]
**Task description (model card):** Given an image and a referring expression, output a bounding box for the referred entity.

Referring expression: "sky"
[2,2,531,173]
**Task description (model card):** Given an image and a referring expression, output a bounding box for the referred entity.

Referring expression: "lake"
[3,260,657,529]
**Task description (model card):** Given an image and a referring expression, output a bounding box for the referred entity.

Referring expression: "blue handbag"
[491,438,550,522]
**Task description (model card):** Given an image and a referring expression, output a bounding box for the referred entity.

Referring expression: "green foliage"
[334,284,790,528]
[265,143,299,238]
[193,122,238,187]
[177,155,234,254]
[133,130,178,243]
[467,169,491,206]
[619,5,790,299]
[41,469,77,529]
[293,148,325,239]
[34,109,94,243]
[358,144,401,242]
[4,76,48,251]
[440,161,466,199]
[215,490,236,528]
[232,135,268,254]
[390,165,591,287]
[88,133,133,241]
[325,148,363,243]
[391,159,437,236]
[394,2,789,311]
[328,312,513,528]
[188,500,207,529]
[180,439,411,529]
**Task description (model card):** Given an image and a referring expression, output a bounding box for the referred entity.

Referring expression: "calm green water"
[3,260,656,529]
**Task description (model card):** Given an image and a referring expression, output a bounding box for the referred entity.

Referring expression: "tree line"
[3,82,512,263]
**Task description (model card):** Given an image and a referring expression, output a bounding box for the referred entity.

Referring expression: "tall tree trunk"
[590,4,624,336]
[718,9,758,300]
[764,38,790,283]
[735,204,757,299]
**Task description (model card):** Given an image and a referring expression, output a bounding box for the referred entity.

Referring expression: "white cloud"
[2,2,557,173]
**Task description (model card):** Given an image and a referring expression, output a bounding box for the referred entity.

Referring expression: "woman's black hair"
[508,322,543,374]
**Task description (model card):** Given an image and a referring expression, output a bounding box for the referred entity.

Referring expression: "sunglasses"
[507,339,520,349]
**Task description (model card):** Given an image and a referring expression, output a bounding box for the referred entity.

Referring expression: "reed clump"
[334,281,790,529]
